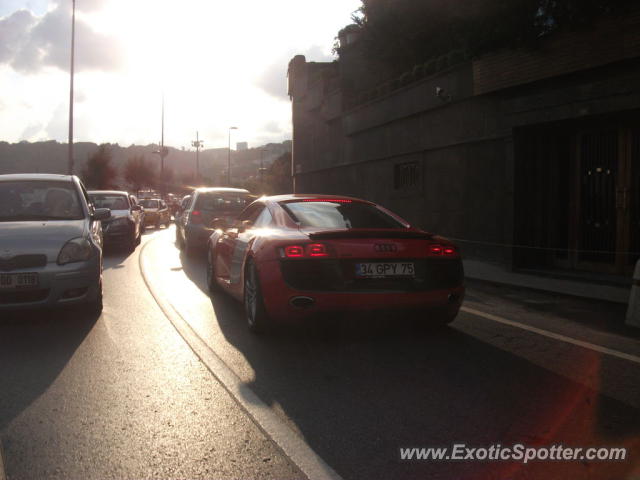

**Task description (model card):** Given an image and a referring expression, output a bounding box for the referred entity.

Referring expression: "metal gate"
[577,130,619,265]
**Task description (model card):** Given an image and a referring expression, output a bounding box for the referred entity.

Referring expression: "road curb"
[139,236,343,480]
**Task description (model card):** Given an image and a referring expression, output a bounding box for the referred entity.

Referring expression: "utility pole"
[67,0,76,175]
[259,147,268,192]
[227,126,238,186]
[152,93,169,196]
[191,131,203,183]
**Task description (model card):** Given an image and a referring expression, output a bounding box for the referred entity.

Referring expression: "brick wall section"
[473,11,640,95]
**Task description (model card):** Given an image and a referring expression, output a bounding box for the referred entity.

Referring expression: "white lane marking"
[139,238,343,480]
[0,437,6,480]
[461,306,640,365]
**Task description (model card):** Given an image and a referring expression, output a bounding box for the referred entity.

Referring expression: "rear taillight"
[429,244,457,256]
[284,245,304,257]
[281,243,330,258]
[190,210,203,224]
[307,243,329,257]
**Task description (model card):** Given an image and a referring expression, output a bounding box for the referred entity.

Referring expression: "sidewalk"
[464,259,631,304]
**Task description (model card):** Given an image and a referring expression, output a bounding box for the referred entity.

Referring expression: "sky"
[0,0,361,149]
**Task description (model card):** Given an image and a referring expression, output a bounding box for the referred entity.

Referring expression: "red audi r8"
[205,194,464,333]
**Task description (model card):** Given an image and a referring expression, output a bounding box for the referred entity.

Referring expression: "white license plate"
[0,273,39,289]
[356,262,415,277]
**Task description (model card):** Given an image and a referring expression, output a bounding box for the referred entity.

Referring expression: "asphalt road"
[1,225,639,480]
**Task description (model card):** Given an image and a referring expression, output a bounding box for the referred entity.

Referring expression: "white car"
[0,174,110,312]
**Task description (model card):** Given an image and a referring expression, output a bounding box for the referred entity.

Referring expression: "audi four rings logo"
[374,244,397,252]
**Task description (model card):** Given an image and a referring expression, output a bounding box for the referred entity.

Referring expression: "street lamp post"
[152,94,168,195]
[191,131,203,183]
[259,147,267,192]
[67,0,76,174]
[227,126,238,186]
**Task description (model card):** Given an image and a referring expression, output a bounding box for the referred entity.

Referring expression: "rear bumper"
[258,259,464,322]
[103,225,134,245]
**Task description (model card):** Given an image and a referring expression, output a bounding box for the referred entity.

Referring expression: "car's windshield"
[90,193,129,210]
[195,192,253,212]
[0,180,84,221]
[281,200,404,229]
[140,199,159,209]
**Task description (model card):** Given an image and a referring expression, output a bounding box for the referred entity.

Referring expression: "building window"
[394,161,420,190]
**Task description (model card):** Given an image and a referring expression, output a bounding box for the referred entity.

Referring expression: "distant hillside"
[0,140,292,187]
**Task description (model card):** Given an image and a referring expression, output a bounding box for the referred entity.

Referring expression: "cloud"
[0,9,37,65]
[256,45,334,99]
[263,120,282,134]
[20,121,44,140]
[0,2,122,74]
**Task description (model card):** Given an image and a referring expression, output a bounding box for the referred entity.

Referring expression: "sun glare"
[3,0,361,146]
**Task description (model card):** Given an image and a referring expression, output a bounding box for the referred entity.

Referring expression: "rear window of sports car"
[281,200,404,229]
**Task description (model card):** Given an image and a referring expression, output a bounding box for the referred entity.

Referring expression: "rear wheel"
[244,260,270,334]
[206,248,220,293]
[185,238,197,257]
[176,228,185,250]
[126,231,137,252]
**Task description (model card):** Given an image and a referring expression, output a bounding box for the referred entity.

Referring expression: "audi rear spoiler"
[306,229,433,240]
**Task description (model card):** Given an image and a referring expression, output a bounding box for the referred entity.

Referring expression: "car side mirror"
[211,218,228,230]
[92,208,111,221]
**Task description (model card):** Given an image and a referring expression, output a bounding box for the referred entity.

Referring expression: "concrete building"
[288,10,640,300]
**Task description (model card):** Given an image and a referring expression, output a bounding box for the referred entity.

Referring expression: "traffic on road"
[0,174,638,480]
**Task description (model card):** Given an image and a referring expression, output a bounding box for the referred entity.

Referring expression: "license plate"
[355,262,415,277]
[0,273,39,289]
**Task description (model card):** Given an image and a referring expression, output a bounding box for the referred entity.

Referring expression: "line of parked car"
[0,174,177,313]
[0,174,465,332]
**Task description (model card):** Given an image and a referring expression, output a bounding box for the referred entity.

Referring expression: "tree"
[241,152,292,195]
[82,144,117,189]
[158,166,175,192]
[124,155,155,192]
[342,0,635,79]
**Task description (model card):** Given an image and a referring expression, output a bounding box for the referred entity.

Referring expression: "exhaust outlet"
[290,296,315,309]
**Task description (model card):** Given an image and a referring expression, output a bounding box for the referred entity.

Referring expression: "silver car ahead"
[0,174,110,312]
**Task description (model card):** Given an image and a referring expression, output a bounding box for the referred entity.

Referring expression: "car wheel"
[176,229,185,250]
[206,248,220,293]
[244,260,270,334]
[185,240,197,257]
[84,280,103,315]
[126,232,137,252]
